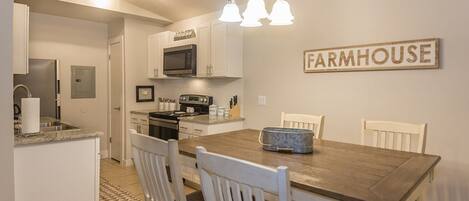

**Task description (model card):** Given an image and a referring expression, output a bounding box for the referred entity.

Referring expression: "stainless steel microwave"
[163,44,197,76]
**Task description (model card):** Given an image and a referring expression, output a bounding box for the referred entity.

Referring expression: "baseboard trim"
[100,150,109,159]
[123,158,133,167]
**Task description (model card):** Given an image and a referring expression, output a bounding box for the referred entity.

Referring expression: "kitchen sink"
[40,123,80,132]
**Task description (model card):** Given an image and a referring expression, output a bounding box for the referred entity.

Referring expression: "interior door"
[110,36,124,162]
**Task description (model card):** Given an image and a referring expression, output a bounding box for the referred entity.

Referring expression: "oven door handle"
[149,118,178,130]
[149,117,178,124]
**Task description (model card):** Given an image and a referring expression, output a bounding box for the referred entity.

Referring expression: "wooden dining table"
[178,129,440,201]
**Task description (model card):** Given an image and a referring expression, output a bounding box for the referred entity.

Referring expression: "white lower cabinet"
[130,113,149,135]
[14,137,101,201]
[179,120,243,137]
[178,120,243,185]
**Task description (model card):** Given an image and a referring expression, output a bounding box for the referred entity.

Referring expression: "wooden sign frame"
[304,38,440,73]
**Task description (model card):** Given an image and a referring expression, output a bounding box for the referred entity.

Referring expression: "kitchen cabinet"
[130,113,149,135]
[196,24,211,77]
[178,119,243,186]
[15,137,100,201]
[196,21,243,78]
[178,120,243,139]
[148,31,170,79]
[13,3,29,75]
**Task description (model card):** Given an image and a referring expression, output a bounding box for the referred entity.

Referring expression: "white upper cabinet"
[198,21,243,78]
[147,21,243,79]
[13,3,29,75]
[196,24,211,77]
[148,31,170,79]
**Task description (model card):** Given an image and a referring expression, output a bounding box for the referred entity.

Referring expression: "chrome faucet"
[13,84,32,98]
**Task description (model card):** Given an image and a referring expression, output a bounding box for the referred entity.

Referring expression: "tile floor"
[100,159,196,200]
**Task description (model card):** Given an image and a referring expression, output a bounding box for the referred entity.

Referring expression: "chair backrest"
[196,146,291,201]
[130,129,186,201]
[280,112,325,139]
[361,120,427,153]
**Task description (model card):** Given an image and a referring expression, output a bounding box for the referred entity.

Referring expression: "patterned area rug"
[100,177,143,201]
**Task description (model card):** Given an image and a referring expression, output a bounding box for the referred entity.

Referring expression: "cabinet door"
[210,21,227,77]
[140,125,149,136]
[130,122,139,133]
[147,34,158,78]
[179,133,190,140]
[197,24,211,77]
[157,33,169,78]
[13,3,29,75]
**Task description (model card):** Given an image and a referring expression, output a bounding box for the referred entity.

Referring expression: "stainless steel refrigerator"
[14,59,60,119]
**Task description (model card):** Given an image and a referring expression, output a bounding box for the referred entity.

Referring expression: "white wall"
[242,0,469,200]
[156,12,245,113]
[29,13,109,153]
[0,1,15,200]
[122,18,164,161]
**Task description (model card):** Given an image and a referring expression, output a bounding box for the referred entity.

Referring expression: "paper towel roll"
[21,98,40,134]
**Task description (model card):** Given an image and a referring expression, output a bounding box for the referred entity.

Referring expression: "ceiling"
[125,0,246,21]
[16,0,252,24]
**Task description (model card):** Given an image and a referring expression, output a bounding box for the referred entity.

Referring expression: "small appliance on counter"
[149,94,213,141]
[13,84,41,134]
[259,127,314,154]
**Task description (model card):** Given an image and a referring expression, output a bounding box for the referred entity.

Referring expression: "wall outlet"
[258,96,267,105]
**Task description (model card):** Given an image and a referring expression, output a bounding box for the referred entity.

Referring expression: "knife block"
[230,105,241,118]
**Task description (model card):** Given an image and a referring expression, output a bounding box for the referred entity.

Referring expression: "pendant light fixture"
[243,0,269,20]
[269,0,295,26]
[219,0,294,27]
[240,0,267,27]
[269,0,294,25]
[240,15,262,27]
[219,0,243,22]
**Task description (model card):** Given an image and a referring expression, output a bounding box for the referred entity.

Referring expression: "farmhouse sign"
[304,38,439,73]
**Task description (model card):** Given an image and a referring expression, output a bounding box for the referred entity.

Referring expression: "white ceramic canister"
[217,106,225,116]
[164,102,170,111]
[169,102,176,111]
[224,108,230,117]
[159,102,165,111]
[209,105,217,116]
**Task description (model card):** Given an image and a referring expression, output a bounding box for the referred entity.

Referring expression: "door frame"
[108,35,126,165]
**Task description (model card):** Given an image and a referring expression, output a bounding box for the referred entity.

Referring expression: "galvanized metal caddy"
[258,127,314,154]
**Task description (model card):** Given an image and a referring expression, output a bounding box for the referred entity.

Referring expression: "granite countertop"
[15,129,102,146]
[179,115,245,125]
[130,108,159,115]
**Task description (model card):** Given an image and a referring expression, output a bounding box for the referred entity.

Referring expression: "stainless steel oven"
[149,117,179,141]
[148,94,213,141]
[163,44,197,76]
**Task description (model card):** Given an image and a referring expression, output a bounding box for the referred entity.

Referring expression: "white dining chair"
[361,119,427,153]
[280,112,325,139]
[130,129,204,201]
[196,146,291,201]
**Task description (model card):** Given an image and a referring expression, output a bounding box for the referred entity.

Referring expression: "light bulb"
[219,1,243,22]
[269,0,294,26]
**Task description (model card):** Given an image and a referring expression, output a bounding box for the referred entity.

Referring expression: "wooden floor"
[100,159,196,200]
